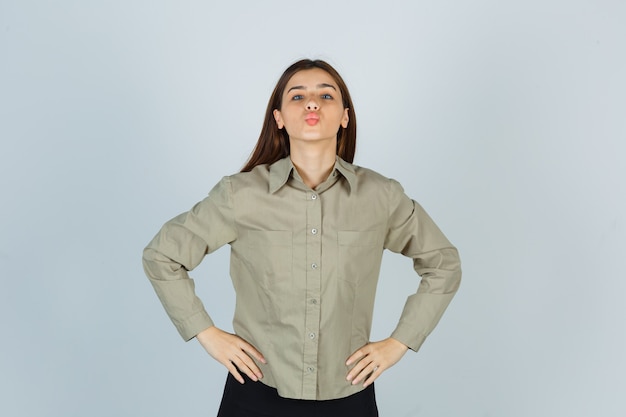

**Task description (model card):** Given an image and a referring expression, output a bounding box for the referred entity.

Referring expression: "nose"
[306,99,319,111]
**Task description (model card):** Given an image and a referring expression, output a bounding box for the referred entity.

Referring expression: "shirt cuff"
[174,310,215,341]
[390,326,427,352]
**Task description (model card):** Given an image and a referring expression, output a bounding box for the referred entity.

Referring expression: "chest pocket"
[248,230,293,288]
[338,230,383,285]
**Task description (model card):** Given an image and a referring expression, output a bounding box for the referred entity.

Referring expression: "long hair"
[241,59,357,172]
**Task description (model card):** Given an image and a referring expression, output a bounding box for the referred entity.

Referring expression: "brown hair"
[241,59,357,172]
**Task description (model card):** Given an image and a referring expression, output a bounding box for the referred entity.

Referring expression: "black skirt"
[216,373,379,417]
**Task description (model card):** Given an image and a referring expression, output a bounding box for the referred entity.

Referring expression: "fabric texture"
[143,156,461,400]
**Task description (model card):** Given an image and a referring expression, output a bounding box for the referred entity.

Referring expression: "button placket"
[302,190,322,398]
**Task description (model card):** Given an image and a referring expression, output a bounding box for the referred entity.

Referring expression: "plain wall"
[1,1,624,416]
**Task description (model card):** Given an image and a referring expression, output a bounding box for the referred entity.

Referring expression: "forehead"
[285,68,338,89]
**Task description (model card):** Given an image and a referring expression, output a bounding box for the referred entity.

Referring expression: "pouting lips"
[305,113,320,125]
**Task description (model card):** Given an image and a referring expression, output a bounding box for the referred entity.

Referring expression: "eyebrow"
[287,83,337,93]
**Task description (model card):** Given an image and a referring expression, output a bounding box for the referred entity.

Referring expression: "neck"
[289,139,337,189]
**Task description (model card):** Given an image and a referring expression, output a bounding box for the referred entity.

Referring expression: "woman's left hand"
[345,338,409,387]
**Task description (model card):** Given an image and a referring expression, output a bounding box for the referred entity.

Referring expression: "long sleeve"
[142,177,237,341]
[141,157,461,400]
[384,179,462,351]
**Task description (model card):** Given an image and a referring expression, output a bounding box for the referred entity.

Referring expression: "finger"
[352,361,379,385]
[230,356,260,382]
[362,365,382,387]
[235,351,264,380]
[346,356,373,382]
[363,368,383,388]
[346,347,369,366]
[241,343,267,364]
[225,362,245,384]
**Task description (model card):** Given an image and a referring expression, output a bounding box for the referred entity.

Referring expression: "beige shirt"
[142,156,461,400]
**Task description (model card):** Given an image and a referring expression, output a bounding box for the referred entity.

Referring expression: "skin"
[273,68,350,188]
[197,68,409,388]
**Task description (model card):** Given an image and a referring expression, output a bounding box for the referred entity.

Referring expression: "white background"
[1,1,625,416]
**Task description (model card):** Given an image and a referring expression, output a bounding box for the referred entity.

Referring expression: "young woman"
[143,59,461,416]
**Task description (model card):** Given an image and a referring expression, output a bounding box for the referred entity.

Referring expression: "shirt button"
[310,299,318,305]
[307,367,315,373]
[311,194,318,200]
[311,263,318,270]
[311,228,318,235]
[309,332,316,339]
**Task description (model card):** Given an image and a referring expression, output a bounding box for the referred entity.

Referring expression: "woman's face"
[273,68,349,145]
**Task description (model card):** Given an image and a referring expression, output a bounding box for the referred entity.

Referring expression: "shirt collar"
[268,156,357,194]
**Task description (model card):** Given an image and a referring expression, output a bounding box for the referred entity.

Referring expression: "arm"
[385,179,461,351]
[142,178,266,383]
[347,179,461,386]
[142,178,235,340]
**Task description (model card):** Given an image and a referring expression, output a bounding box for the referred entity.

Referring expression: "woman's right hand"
[196,326,266,384]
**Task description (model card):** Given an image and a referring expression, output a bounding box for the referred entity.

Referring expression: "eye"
[291,94,304,101]
[321,93,333,100]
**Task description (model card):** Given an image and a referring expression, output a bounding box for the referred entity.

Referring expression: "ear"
[273,109,284,129]
[341,108,349,128]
